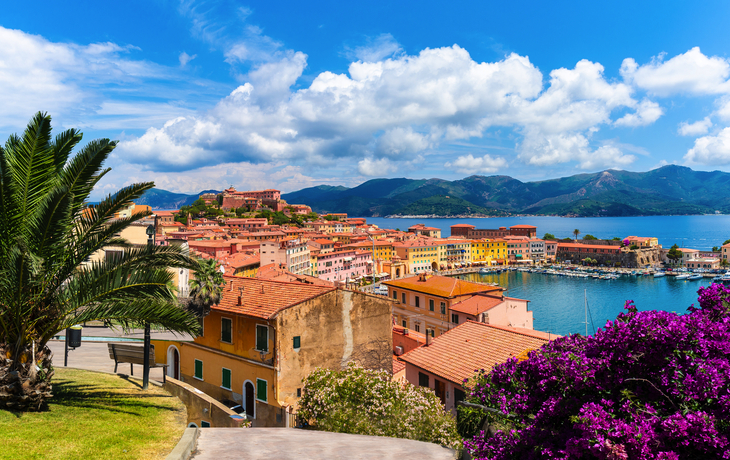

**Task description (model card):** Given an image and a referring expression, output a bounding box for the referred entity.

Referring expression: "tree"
[187,258,225,318]
[583,234,598,240]
[611,237,622,241]
[543,233,556,240]
[721,258,729,268]
[0,113,201,411]
[298,364,460,450]
[573,229,580,240]
[713,246,720,252]
[724,239,730,246]
[667,243,682,265]
[463,286,730,459]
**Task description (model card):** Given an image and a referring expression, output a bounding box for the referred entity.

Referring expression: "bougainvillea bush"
[465,283,730,459]
[298,364,460,450]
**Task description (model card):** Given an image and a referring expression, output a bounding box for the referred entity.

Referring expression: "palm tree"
[187,258,225,318]
[573,229,580,241]
[0,113,201,411]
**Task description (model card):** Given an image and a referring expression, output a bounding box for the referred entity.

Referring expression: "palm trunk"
[0,342,54,411]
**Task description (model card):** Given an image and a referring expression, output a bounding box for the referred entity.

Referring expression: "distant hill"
[281,166,730,217]
[134,188,219,210]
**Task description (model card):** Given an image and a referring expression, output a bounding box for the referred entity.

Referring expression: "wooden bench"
[107,343,168,383]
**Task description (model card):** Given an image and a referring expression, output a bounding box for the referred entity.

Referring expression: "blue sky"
[3,1,730,198]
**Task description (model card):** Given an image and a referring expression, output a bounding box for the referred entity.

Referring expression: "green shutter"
[221,318,232,343]
[257,379,267,402]
[293,336,301,349]
[256,325,268,352]
[194,360,203,379]
[222,368,231,389]
[429,299,434,311]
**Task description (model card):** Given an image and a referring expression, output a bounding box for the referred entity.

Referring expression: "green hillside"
[394,195,508,216]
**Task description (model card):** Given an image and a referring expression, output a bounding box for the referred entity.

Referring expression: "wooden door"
[245,381,255,418]
[434,379,445,404]
[172,349,180,379]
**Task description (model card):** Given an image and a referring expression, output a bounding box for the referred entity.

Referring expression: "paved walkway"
[48,326,193,381]
[192,428,457,460]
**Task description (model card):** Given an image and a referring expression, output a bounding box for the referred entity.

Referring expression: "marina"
[454,270,718,337]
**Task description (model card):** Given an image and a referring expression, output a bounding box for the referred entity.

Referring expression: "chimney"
[425,331,431,346]
[229,280,234,291]
[237,287,243,306]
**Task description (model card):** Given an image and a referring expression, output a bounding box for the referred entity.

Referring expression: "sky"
[4,1,730,199]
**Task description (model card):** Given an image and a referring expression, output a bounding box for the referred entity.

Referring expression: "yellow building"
[152,276,392,427]
[393,239,440,273]
[486,238,508,265]
[471,239,494,265]
[344,241,395,262]
[435,238,472,268]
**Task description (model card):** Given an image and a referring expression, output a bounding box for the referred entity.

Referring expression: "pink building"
[449,293,533,329]
[314,249,372,284]
[225,218,268,230]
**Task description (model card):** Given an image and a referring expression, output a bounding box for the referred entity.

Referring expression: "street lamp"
[143,224,155,390]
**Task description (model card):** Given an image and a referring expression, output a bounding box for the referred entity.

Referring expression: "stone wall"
[162,376,246,428]
[557,247,661,268]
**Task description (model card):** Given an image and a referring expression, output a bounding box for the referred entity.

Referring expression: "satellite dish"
[219,265,226,274]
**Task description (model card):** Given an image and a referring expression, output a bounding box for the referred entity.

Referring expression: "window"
[429,299,434,311]
[194,359,203,380]
[221,317,232,343]
[415,296,420,308]
[415,323,420,333]
[293,336,301,349]
[440,302,446,315]
[221,368,231,389]
[402,319,407,328]
[256,325,269,352]
[297,388,302,398]
[201,421,211,428]
[418,372,429,387]
[392,290,397,300]
[257,378,268,403]
[452,313,459,324]
[402,293,406,304]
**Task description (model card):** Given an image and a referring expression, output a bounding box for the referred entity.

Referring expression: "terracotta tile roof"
[450,224,475,228]
[392,357,406,375]
[509,225,537,229]
[449,295,504,316]
[384,275,502,299]
[399,320,550,385]
[215,275,335,319]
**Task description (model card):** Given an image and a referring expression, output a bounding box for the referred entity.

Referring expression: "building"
[449,292,533,328]
[529,239,545,262]
[625,236,659,248]
[450,224,537,239]
[314,249,372,284]
[260,239,311,275]
[393,239,440,273]
[220,187,283,211]
[384,274,503,337]
[399,321,551,412]
[437,238,472,268]
[508,225,537,238]
[722,243,730,261]
[153,276,393,427]
[408,224,442,238]
[226,218,269,230]
[545,241,557,261]
[504,236,531,263]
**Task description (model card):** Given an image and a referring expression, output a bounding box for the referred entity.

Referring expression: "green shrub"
[298,364,460,450]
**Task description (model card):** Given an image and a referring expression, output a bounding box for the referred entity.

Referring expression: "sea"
[363,215,729,336]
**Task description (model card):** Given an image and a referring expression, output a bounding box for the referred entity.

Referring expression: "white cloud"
[179,51,197,67]
[358,157,398,176]
[684,127,730,165]
[120,46,651,173]
[678,117,712,136]
[620,47,730,96]
[614,99,664,127]
[344,33,403,62]
[444,154,507,174]
[518,130,635,170]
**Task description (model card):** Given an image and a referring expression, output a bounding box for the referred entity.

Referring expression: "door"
[244,381,255,418]
[434,379,446,404]
[172,349,180,380]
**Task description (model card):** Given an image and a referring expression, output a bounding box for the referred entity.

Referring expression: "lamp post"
[143,224,155,390]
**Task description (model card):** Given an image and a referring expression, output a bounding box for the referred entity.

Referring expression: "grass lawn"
[0,368,186,460]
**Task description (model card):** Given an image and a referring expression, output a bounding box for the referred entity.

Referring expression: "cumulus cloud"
[358,157,398,176]
[678,117,712,136]
[119,46,650,173]
[684,127,730,165]
[445,154,507,174]
[621,47,730,96]
[518,130,635,170]
[614,99,664,127]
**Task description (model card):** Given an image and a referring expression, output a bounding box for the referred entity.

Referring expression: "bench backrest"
[107,343,156,366]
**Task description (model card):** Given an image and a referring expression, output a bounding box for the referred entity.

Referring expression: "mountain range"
[135,166,730,217]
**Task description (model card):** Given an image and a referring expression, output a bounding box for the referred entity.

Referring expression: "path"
[192,428,457,460]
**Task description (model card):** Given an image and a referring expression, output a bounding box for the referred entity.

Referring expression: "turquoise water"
[456,271,714,336]
[365,215,730,250]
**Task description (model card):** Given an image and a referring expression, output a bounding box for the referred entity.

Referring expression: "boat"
[653,272,666,278]
[479,268,491,274]
[675,274,690,280]
[687,274,703,280]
